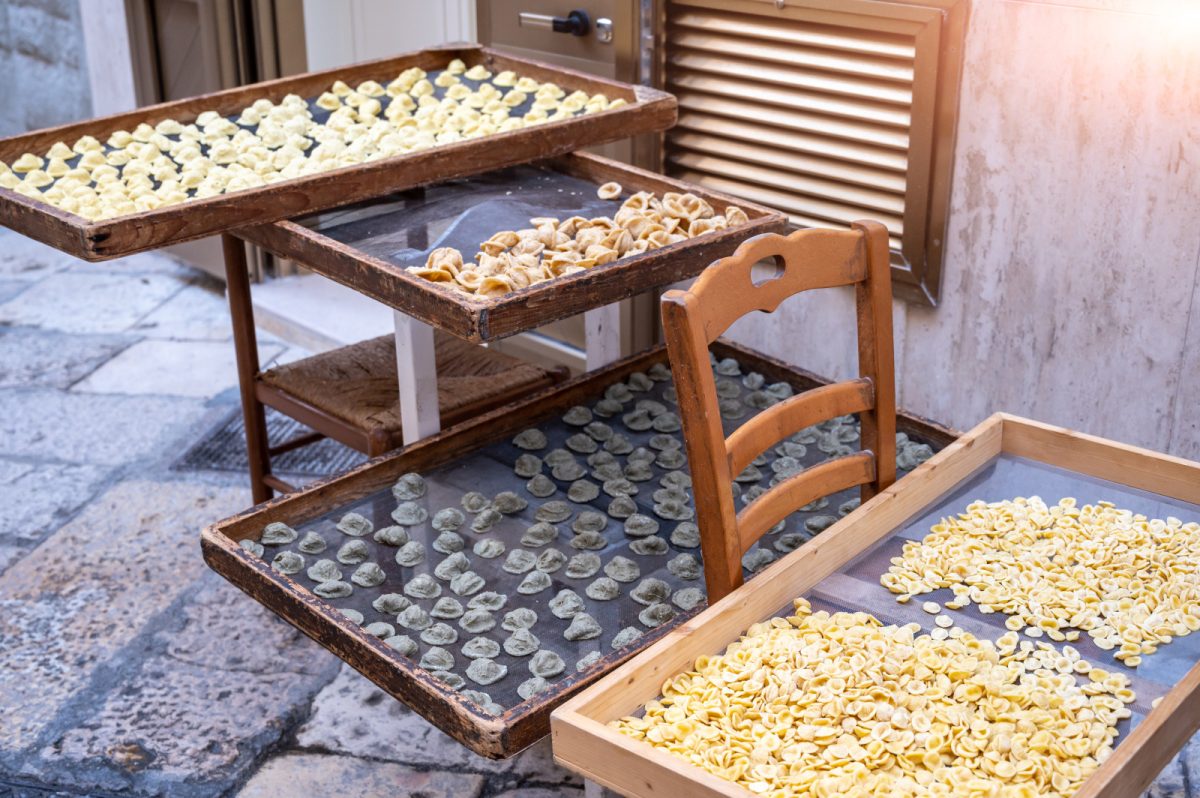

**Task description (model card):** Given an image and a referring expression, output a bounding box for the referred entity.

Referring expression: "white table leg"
[585,303,622,371]
[393,310,440,444]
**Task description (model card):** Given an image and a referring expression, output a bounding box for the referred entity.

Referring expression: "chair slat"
[736,451,876,549]
[725,378,875,476]
[854,220,897,496]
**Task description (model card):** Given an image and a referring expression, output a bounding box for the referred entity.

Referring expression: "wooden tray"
[237,152,786,342]
[552,414,1200,798]
[200,340,956,759]
[0,44,676,261]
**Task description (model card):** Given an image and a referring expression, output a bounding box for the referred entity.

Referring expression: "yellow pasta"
[2,61,617,222]
[881,497,1200,665]
[406,189,750,299]
[464,64,492,81]
[613,598,1133,798]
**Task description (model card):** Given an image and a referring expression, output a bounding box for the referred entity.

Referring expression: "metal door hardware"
[595,17,613,43]
[518,9,591,36]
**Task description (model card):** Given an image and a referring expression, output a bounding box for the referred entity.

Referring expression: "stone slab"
[71,339,283,399]
[0,459,110,546]
[0,544,21,577]
[492,789,583,798]
[0,479,247,750]
[236,753,486,798]
[0,281,29,305]
[159,574,335,678]
[294,663,581,785]
[251,273,393,354]
[131,282,235,342]
[0,231,78,280]
[0,328,134,389]
[0,388,211,467]
[34,656,332,797]
[0,271,182,334]
[0,459,34,484]
[64,250,197,279]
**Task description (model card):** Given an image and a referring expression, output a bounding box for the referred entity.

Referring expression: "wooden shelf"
[238,152,786,343]
[255,331,566,456]
[0,44,676,261]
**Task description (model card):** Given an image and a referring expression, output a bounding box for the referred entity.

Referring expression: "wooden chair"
[661,221,897,602]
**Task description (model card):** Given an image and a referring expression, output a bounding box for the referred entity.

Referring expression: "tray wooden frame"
[200,339,956,759]
[235,152,786,342]
[0,44,676,261]
[551,413,1200,798]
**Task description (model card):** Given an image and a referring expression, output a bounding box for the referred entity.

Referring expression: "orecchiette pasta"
[406,188,750,299]
[5,60,622,221]
[883,496,1200,665]
[614,597,1134,798]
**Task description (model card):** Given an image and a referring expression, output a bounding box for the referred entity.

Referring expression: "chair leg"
[366,428,392,458]
[222,233,274,504]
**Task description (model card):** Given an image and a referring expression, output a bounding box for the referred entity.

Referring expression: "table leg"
[585,303,622,371]
[394,310,440,444]
[222,233,273,504]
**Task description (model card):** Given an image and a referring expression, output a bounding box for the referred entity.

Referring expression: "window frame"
[653,0,970,306]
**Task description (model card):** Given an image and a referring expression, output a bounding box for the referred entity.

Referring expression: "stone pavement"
[0,227,1191,797]
[0,230,581,797]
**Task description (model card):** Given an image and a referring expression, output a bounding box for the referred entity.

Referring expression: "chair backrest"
[661,221,896,602]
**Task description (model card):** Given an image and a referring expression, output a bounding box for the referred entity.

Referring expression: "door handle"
[518,9,591,36]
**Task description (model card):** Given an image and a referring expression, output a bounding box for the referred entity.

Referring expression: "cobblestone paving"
[0,228,1190,797]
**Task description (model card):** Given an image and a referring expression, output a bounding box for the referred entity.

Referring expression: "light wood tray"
[236,152,785,342]
[552,414,1200,797]
[200,340,956,759]
[0,44,675,261]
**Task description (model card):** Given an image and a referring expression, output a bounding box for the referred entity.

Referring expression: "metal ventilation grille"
[662,0,966,304]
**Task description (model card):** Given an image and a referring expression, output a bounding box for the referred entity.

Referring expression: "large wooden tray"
[0,44,675,261]
[200,340,956,759]
[237,152,786,342]
[552,414,1200,798]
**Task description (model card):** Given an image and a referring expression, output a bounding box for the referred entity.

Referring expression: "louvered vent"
[662,0,966,305]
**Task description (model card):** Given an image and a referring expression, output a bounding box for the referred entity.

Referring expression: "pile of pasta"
[407,183,749,299]
[0,59,622,221]
[882,496,1200,667]
[614,598,1134,798]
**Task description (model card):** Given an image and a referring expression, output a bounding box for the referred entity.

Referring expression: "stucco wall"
[0,0,92,137]
[726,0,1200,459]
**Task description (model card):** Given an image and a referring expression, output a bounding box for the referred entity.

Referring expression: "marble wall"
[727,0,1200,459]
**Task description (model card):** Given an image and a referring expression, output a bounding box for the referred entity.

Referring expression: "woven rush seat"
[260,332,562,444]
